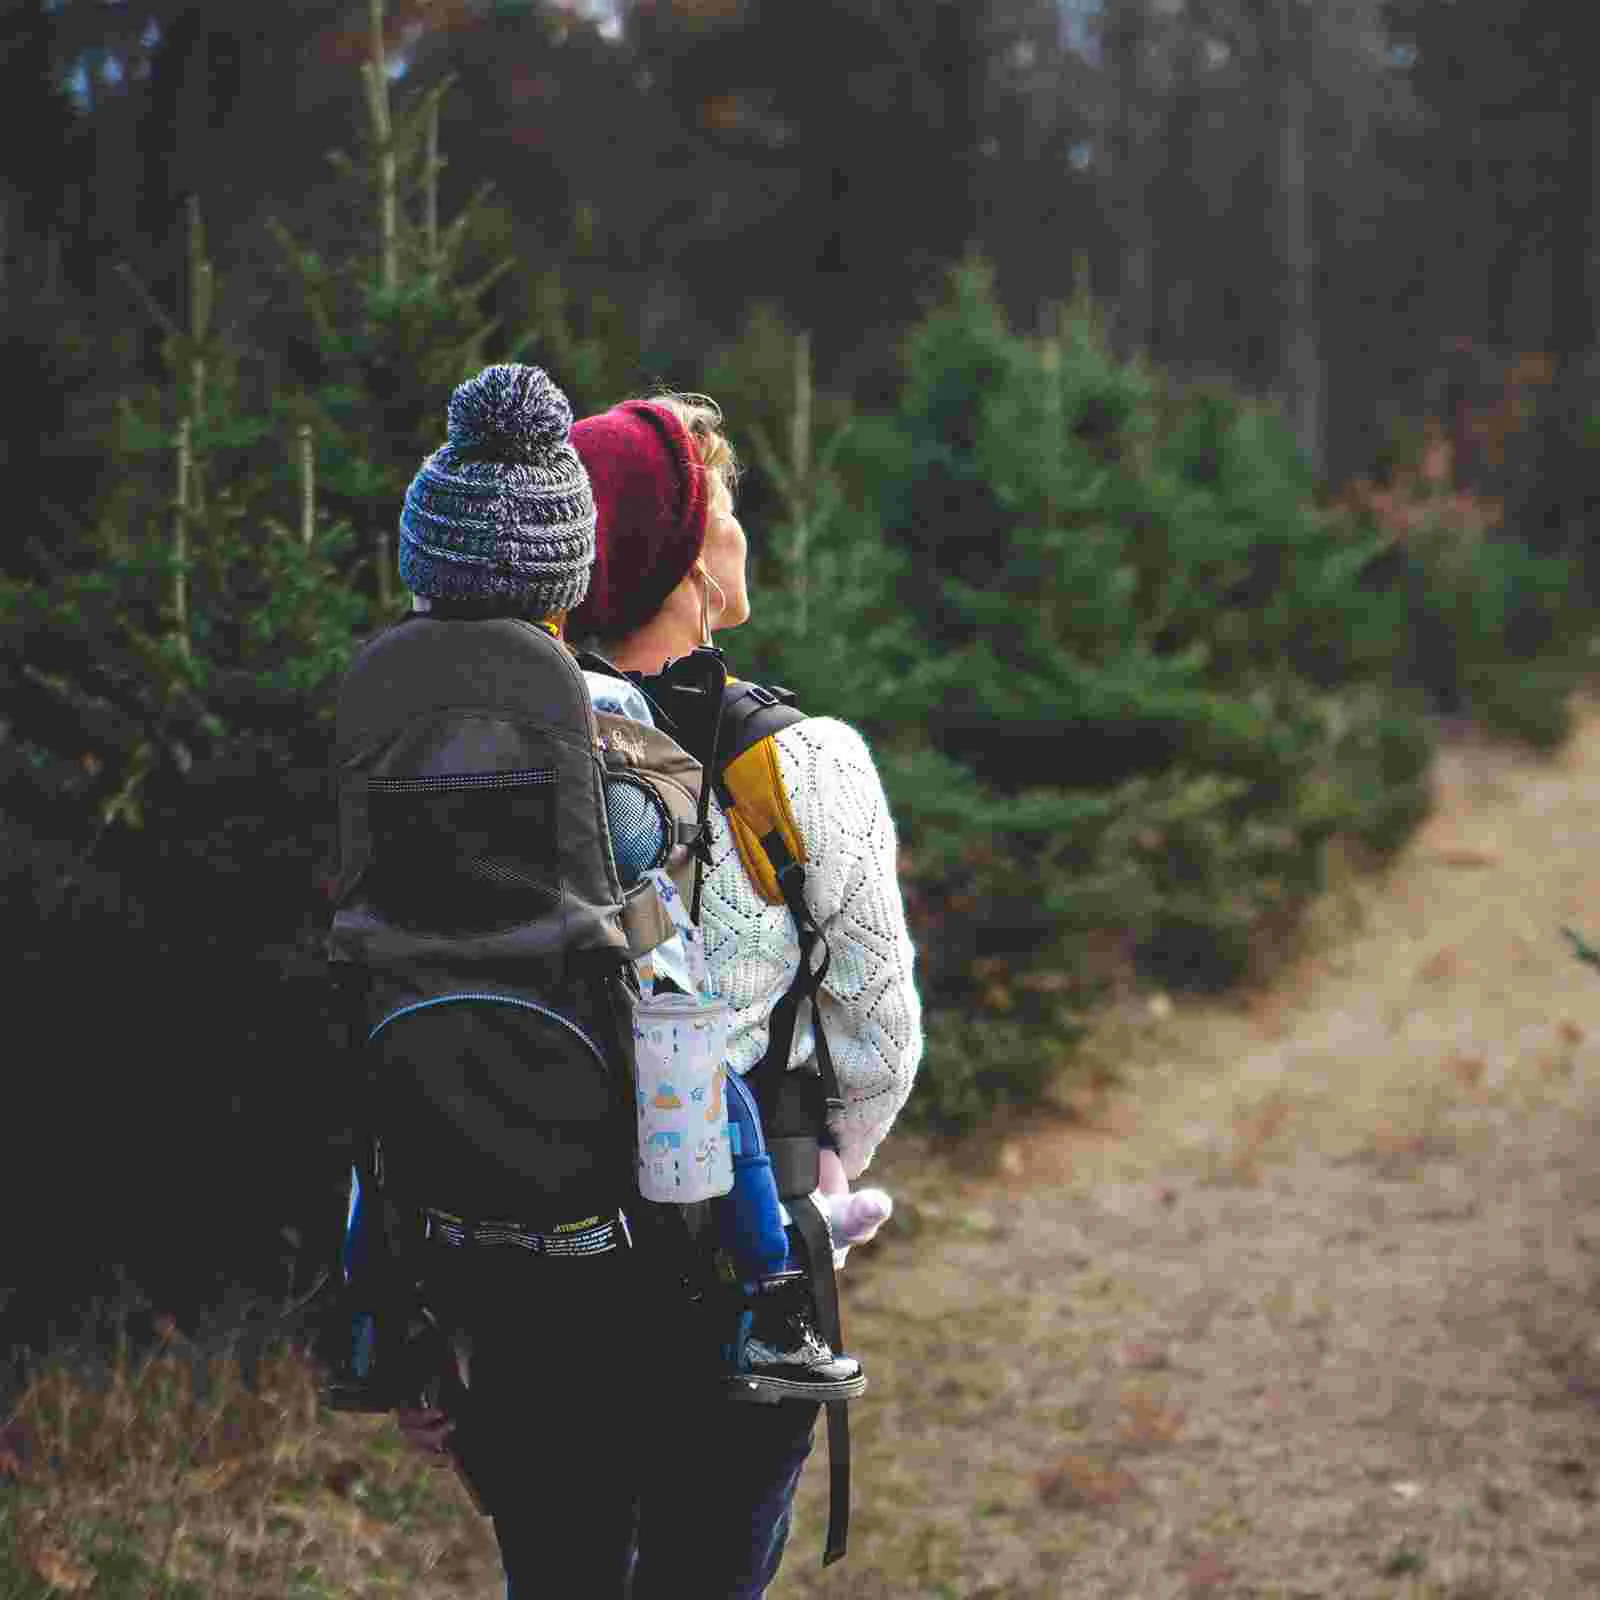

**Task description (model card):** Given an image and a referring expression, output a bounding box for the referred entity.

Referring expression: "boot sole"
[726,1371,868,1403]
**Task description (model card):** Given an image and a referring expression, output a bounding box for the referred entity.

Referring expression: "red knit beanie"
[567,400,709,642]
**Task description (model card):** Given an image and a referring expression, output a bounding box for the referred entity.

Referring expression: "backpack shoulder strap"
[712,679,841,1136]
[715,680,807,907]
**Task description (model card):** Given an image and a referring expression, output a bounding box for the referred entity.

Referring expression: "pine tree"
[1,194,361,877]
[736,257,1433,1065]
[266,0,527,618]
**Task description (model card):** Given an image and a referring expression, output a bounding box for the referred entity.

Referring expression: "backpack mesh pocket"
[365,768,560,936]
[603,773,670,888]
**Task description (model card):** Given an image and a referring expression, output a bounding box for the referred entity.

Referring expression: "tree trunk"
[363,0,398,295]
[1159,26,1207,371]
[1107,0,1154,360]
[1269,0,1324,478]
[297,424,316,549]
[789,330,812,637]
[1545,51,1599,574]
[172,418,192,662]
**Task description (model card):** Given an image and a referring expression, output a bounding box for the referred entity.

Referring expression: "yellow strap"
[721,736,805,906]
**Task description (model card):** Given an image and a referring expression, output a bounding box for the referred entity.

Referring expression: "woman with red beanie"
[570,392,919,1195]
[563,391,923,1597]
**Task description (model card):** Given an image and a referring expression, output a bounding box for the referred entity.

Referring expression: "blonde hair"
[647,390,739,500]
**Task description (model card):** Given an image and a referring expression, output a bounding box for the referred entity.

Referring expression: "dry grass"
[0,1325,498,1597]
[1034,1454,1141,1511]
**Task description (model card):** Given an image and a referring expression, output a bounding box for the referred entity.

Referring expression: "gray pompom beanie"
[398,364,596,612]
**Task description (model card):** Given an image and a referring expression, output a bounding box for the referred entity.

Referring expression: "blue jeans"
[426,1238,820,1598]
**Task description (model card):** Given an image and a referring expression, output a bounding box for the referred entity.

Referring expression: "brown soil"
[775,694,1600,1599]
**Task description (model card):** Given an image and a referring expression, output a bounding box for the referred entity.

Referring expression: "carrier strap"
[741,840,844,1125]
[712,680,840,1113]
[714,682,852,1568]
[788,1193,851,1564]
[715,681,806,907]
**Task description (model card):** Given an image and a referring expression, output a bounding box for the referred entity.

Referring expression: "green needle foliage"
[0,197,364,861]
[1,2,639,1328]
[267,60,516,619]
[733,260,1440,1129]
[1563,926,1600,972]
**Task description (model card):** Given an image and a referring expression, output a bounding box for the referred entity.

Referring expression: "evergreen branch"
[433,181,498,274]
[112,262,182,342]
[1562,926,1600,971]
[91,738,155,836]
[416,74,458,275]
[264,217,336,346]
[745,419,790,496]
[362,0,399,294]
[15,661,141,754]
[417,72,459,108]
[297,425,316,547]
[458,254,518,303]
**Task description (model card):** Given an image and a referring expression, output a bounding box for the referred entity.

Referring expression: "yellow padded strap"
[721,736,805,906]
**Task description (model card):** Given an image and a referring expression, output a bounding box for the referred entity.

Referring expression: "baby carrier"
[322,610,855,1563]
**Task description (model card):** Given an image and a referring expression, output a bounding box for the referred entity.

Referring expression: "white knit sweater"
[697,716,923,1180]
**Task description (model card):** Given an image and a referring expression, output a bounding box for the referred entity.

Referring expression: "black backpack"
[324,612,855,1562]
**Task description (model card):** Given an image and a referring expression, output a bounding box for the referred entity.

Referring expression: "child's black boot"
[730,1267,867,1402]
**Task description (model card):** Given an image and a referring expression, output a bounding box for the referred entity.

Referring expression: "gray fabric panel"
[334,617,625,944]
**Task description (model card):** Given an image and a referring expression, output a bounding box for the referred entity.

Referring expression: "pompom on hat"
[566,400,709,642]
[398,363,595,612]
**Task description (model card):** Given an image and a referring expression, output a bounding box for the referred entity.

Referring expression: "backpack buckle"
[746,684,780,709]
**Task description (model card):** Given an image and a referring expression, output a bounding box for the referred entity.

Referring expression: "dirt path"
[775,696,1600,1599]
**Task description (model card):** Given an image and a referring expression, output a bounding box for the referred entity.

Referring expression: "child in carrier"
[584,667,891,1401]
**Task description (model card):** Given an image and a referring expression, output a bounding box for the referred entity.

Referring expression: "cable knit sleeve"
[699,716,923,1179]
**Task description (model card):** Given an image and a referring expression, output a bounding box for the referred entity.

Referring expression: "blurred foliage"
[1342,416,1591,749]
[1565,925,1600,972]
[727,261,1586,1130]
[0,56,572,1349]
[0,201,365,857]
[3,0,1598,1248]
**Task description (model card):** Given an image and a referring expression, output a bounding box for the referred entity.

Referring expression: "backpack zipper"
[369,993,607,1066]
[367,768,556,794]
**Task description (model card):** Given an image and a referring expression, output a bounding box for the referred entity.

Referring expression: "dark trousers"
[494,1389,817,1598]
[425,1235,819,1598]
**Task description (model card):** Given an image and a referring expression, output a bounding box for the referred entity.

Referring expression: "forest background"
[3,0,1600,1371]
